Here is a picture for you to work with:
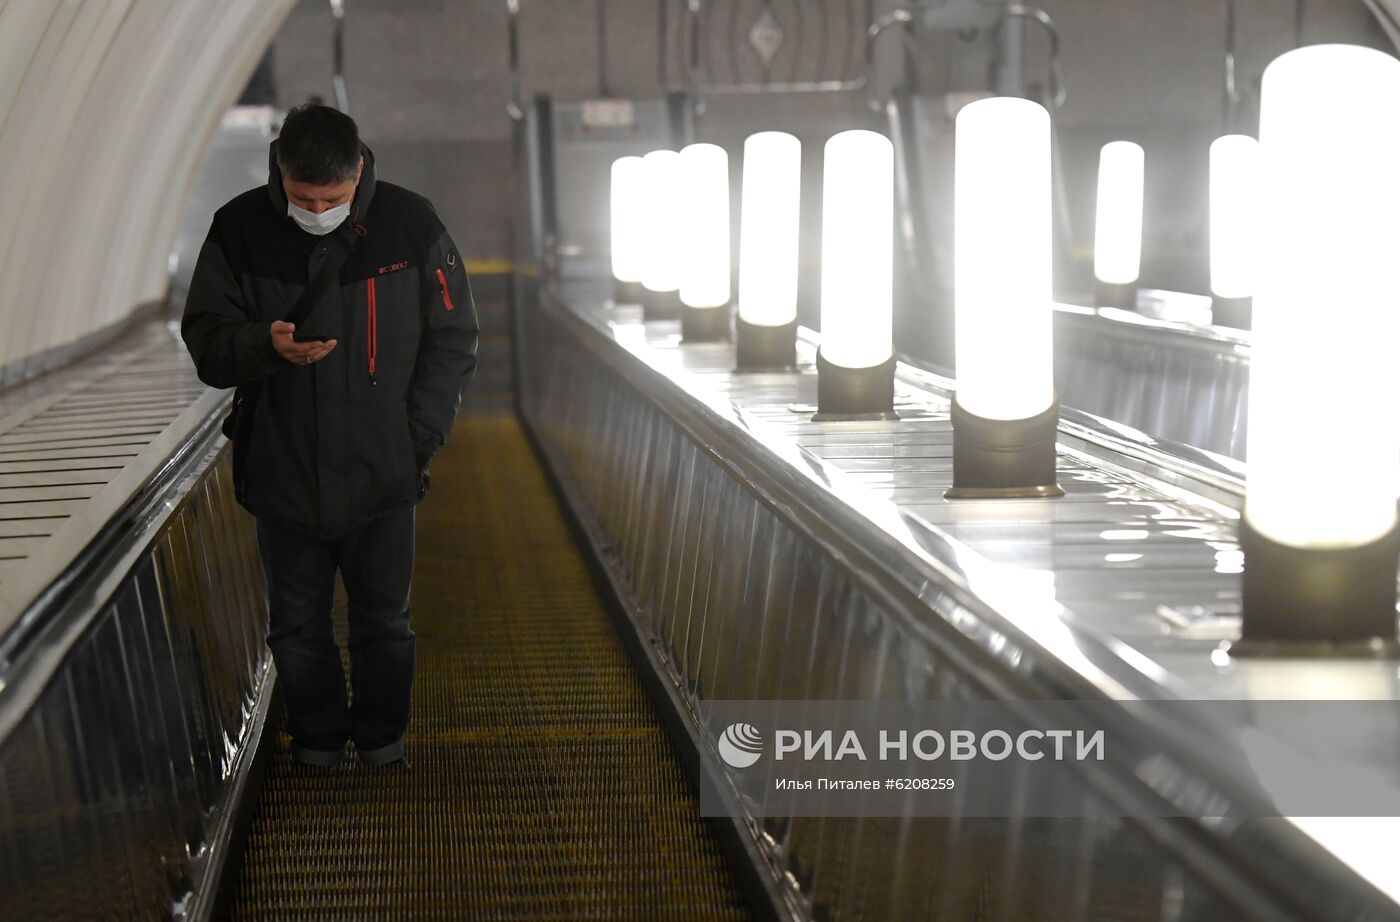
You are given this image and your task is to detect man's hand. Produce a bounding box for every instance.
[270,321,337,366]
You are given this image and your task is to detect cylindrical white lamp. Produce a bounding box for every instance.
[678,142,732,341]
[640,148,683,319]
[1238,44,1400,654]
[815,129,895,418]
[610,155,646,305]
[1210,134,1259,329]
[736,131,802,369]
[1093,140,1145,309]
[947,96,1062,499]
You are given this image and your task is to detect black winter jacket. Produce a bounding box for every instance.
[181,140,479,539]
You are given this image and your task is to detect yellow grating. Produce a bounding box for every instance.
[229,415,755,920]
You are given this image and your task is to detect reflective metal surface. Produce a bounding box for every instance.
[1053,303,1251,461]
[887,86,1252,454]
[519,280,1400,921]
[0,320,226,639]
[1003,5,1067,107]
[0,319,271,921]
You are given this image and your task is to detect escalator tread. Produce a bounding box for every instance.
[229,415,755,919]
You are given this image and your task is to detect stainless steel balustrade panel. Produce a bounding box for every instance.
[0,321,271,920]
[0,321,220,635]
[1053,305,1251,461]
[518,283,1398,922]
[0,442,269,920]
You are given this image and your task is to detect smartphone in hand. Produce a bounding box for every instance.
[292,332,331,343]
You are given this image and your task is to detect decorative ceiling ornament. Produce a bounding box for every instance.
[749,7,784,68]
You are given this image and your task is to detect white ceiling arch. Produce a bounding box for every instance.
[0,0,298,386]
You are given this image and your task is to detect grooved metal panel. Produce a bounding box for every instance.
[0,320,220,635]
[230,417,752,919]
[518,282,1400,922]
[0,317,273,920]
[1053,304,1251,461]
[0,422,271,921]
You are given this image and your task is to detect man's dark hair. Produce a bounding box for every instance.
[276,104,361,185]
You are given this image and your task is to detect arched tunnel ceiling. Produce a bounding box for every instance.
[2,0,1399,388]
[0,0,297,386]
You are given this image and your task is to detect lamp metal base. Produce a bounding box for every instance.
[946,396,1063,499]
[735,316,798,371]
[681,303,732,342]
[810,410,901,422]
[1212,295,1252,330]
[814,350,896,419]
[1232,516,1400,656]
[614,279,644,306]
[1227,637,1400,659]
[945,484,1065,500]
[642,287,682,321]
[1096,280,1138,310]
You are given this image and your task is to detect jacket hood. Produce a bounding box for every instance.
[268,137,377,240]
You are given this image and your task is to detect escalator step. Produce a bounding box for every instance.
[229,415,754,919]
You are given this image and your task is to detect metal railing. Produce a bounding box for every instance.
[0,322,271,921]
[1003,4,1065,108]
[330,0,349,112]
[516,279,1395,921]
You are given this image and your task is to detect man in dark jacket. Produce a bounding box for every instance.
[181,104,479,768]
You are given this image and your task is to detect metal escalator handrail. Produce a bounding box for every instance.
[1365,0,1400,52]
[546,294,1400,873]
[680,0,705,117]
[507,0,524,121]
[0,384,231,740]
[1053,299,1251,355]
[330,0,349,113]
[539,289,1400,917]
[786,324,1249,508]
[887,340,1249,509]
[552,293,1148,705]
[1003,4,1065,108]
[864,8,915,112]
[885,92,943,307]
[1223,0,1242,129]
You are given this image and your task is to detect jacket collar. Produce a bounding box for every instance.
[267,138,377,243]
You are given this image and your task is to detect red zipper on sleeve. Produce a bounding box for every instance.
[367,277,378,385]
[435,268,455,311]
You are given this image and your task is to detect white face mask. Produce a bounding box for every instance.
[287,199,350,235]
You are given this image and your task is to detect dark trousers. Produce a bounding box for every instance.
[256,504,416,760]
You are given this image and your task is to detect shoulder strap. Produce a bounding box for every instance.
[284,242,354,328]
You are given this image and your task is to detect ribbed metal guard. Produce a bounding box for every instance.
[230,416,752,919]
[513,285,1400,921]
[1053,307,1251,460]
[0,320,211,611]
[0,317,272,921]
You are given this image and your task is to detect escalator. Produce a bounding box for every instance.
[224,410,754,918]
